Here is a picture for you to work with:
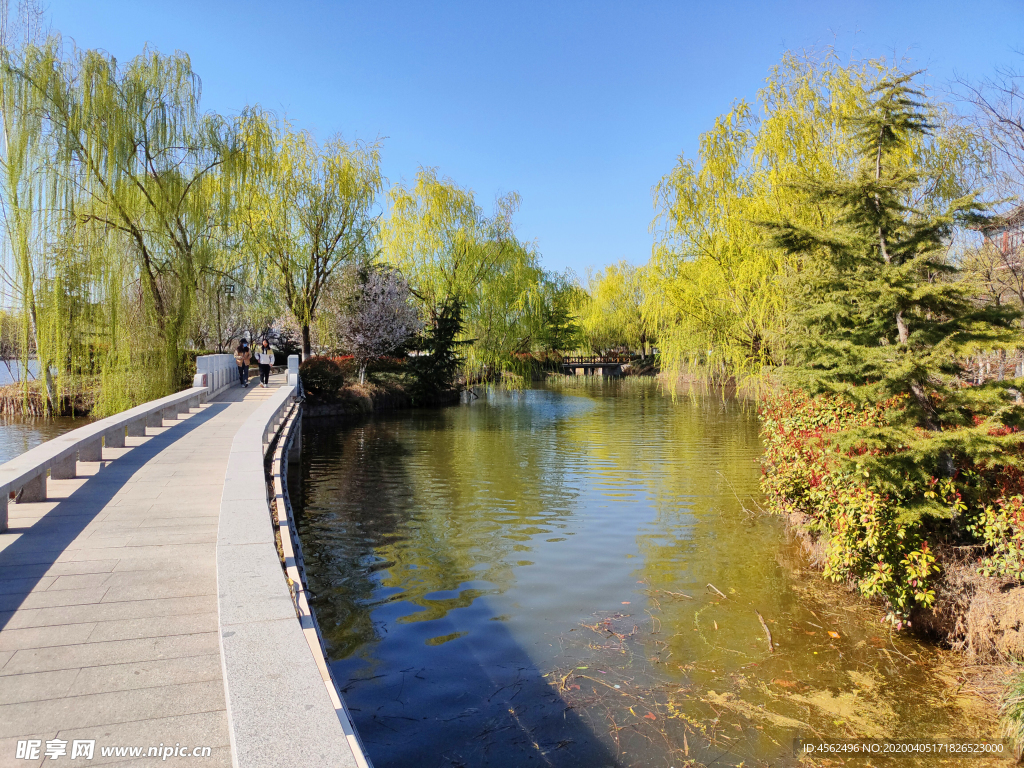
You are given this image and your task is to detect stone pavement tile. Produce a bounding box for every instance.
[0,577,55,596]
[0,551,67,568]
[0,735,49,768]
[101,579,213,604]
[0,650,12,669]
[1,595,213,630]
[0,622,97,652]
[79,519,145,533]
[99,567,215,590]
[136,514,219,529]
[125,530,216,547]
[54,711,231,767]
[108,503,218,519]
[217,544,297,627]
[0,587,108,613]
[0,561,119,581]
[46,573,112,591]
[124,523,219,538]
[109,556,209,573]
[66,652,223,696]
[67,544,207,563]
[72,534,132,549]
[0,679,226,738]
[0,537,69,557]
[1,632,219,676]
[0,668,80,705]
[106,498,156,509]
[86,612,217,644]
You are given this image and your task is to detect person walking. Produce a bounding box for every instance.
[233,340,251,388]
[256,339,274,388]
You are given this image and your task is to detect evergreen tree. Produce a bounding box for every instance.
[408,299,468,401]
[768,72,1023,523]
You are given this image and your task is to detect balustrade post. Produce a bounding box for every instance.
[0,495,6,532]
[18,473,46,502]
[105,427,126,448]
[79,439,103,462]
[50,454,76,480]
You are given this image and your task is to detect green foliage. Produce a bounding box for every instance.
[299,356,345,396]
[766,72,1024,521]
[967,495,1024,580]
[579,261,650,352]
[408,299,467,401]
[381,168,572,375]
[0,35,247,413]
[760,391,941,624]
[649,51,879,383]
[538,285,584,354]
[239,111,383,359]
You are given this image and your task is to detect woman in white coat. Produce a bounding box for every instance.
[256,340,274,387]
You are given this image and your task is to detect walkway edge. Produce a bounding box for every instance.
[273,402,373,768]
[216,384,361,768]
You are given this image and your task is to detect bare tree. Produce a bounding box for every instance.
[955,57,1024,200]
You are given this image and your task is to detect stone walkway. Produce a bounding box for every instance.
[0,379,284,767]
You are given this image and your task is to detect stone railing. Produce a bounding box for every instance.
[0,353,243,533]
[194,353,238,395]
[0,386,206,533]
[216,358,369,767]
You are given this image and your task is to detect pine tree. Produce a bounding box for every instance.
[768,72,1023,523]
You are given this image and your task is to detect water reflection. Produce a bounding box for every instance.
[295,380,1002,768]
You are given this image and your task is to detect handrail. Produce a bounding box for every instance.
[0,353,239,532]
[561,356,634,364]
[0,385,208,532]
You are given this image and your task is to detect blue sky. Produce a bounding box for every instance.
[44,0,1024,277]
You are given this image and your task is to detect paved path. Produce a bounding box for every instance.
[0,379,284,768]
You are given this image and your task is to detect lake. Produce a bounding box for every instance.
[293,379,1003,767]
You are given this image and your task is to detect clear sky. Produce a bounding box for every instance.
[42,0,1024,277]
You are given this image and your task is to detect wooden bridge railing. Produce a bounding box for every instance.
[560,356,636,365]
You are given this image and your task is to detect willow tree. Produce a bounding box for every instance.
[650,51,985,386]
[0,37,244,408]
[382,167,551,372]
[240,111,382,359]
[649,52,881,384]
[579,261,650,353]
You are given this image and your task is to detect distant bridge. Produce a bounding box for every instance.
[559,355,636,377]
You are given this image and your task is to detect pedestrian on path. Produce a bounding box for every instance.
[256,340,274,387]
[234,340,251,388]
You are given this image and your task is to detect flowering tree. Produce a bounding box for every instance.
[338,267,421,384]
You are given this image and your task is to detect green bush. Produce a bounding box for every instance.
[761,389,1024,626]
[760,391,939,626]
[299,357,345,396]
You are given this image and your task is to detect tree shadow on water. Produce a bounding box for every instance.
[333,606,622,768]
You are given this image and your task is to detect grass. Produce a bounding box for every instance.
[1001,666,1024,761]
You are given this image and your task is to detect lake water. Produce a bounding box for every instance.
[0,415,87,464]
[293,379,1005,768]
